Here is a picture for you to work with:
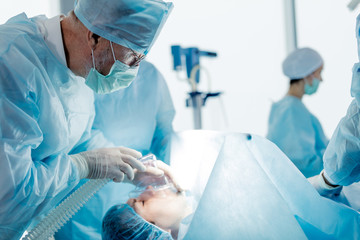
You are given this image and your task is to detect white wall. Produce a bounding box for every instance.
[147,0,360,139]
[0,1,58,24]
[1,0,359,139]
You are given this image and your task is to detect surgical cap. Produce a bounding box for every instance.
[282,47,323,79]
[74,0,173,55]
[102,204,173,240]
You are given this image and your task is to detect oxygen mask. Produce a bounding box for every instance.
[129,154,175,198]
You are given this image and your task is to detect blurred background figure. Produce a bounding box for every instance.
[267,48,328,177]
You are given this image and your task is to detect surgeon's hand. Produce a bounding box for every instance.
[154,160,184,192]
[70,147,146,182]
[308,170,343,198]
[127,160,184,192]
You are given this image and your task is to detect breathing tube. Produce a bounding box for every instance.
[22,154,168,240]
[22,178,110,240]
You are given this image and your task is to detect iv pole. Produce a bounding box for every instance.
[171,45,220,129]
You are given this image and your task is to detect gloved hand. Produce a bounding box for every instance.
[131,160,184,192]
[154,160,184,192]
[308,170,343,198]
[70,147,146,182]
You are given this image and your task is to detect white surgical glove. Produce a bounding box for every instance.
[308,170,343,198]
[128,160,184,192]
[70,147,146,182]
[154,160,184,192]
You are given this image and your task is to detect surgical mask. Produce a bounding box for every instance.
[304,77,320,95]
[85,42,139,94]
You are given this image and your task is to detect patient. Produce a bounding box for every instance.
[102,186,193,240]
[102,204,173,240]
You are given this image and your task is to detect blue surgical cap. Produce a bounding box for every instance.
[74,0,174,55]
[102,204,173,240]
[282,47,323,79]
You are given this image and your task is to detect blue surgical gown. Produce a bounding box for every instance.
[323,62,360,186]
[55,60,175,239]
[0,14,95,240]
[267,95,328,177]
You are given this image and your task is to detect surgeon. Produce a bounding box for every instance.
[267,47,328,178]
[309,14,360,197]
[0,0,173,239]
[55,60,176,239]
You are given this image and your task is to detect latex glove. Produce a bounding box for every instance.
[155,160,184,192]
[130,160,184,192]
[308,170,343,198]
[70,147,146,182]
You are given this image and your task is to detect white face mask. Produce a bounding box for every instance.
[85,42,139,94]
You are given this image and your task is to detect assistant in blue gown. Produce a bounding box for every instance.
[267,48,328,178]
[55,60,175,239]
[320,14,360,187]
[308,15,360,203]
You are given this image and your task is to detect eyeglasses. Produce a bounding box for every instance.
[128,48,146,67]
[110,41,146,67]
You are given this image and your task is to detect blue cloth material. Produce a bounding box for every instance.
[169,131,360,240]
[267,96,328,178]
[0,14,95,240]
[55,61,175,239]
[320,13,360,187]
[323,100,360,186]
[74,0,173,55]
[282,47,323,79]
[102,204,173,240]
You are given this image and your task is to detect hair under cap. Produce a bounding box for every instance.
[282,47,323,79]
[74,0,173,55]
[102,204,173,240]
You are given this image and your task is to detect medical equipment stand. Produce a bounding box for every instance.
[171,45,220,129]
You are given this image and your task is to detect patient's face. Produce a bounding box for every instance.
[126,187,188,232]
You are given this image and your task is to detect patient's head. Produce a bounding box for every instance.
[126,186,192,238]
[102,204,173,240]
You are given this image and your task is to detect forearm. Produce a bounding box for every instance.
[0,149,80,239]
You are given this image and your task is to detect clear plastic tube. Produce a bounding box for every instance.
[22,178,110,240]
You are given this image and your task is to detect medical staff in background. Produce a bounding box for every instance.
[267,48,328,178]
[55,60,176,239]
[0,0,173,239]
[310,14,360,197]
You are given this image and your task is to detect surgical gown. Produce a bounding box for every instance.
[0,14,95,240]
[267,95,328,178]
[323,62,360,186]
[55,60,175,239]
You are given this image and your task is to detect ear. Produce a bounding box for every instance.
[86,31,100,50]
